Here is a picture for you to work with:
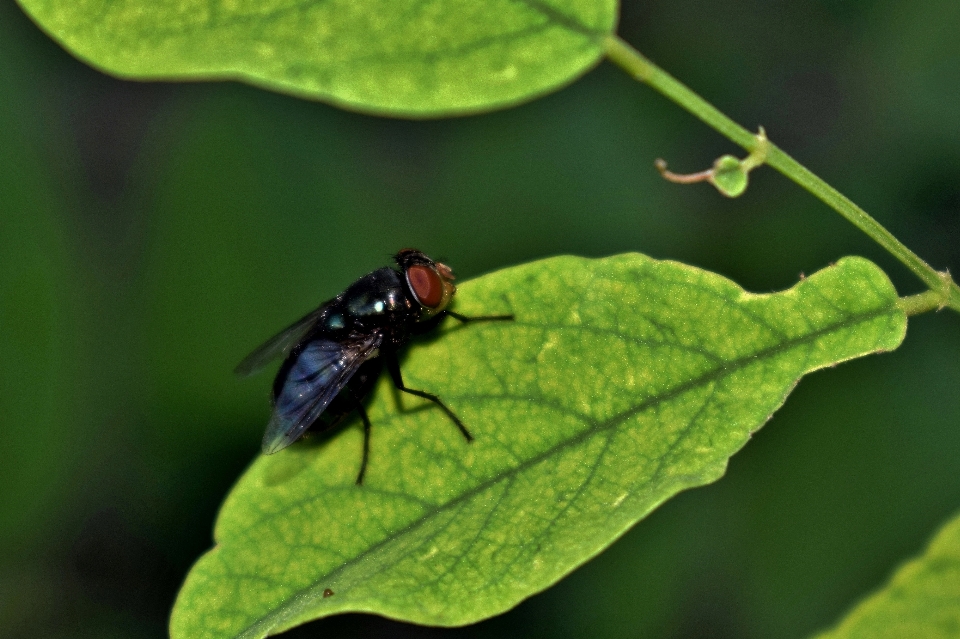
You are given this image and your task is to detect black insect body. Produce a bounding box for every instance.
[235,249,512,484]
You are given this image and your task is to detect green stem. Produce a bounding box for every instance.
[604,35,960,313]
[898,291,944,317]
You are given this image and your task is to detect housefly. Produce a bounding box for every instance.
[235,249,513,484]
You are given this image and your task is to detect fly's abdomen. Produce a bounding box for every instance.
[276,343,349,417]
[262,337,379,454]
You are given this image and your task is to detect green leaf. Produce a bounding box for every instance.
[171,253,906,639]
[812,510,960,639]
[16,0,617,116]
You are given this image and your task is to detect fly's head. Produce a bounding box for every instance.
[394,248,456,320]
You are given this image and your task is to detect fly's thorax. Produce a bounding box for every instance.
[321,310,347,331]
[342,269,394,314]
[345,288,406,319]
[333,267,420,336]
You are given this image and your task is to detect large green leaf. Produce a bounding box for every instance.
[171,253,906,638]
[16,0,617,116]
[813,510,960,639]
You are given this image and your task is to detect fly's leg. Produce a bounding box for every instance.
[385,354,472,442]
[353,399,373,485]
[445,310,514,324]
[340,359,382,485]
[340,384,373,485]
[411,309,513,336]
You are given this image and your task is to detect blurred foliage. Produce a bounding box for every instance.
[814,509,960,639]
[1,0,959,638]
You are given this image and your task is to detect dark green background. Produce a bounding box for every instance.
[2,0,959,637]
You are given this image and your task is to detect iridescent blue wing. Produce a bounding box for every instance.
[234,303,330,377]
[261,334,381,454]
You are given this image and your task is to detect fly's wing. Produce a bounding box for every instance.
[234,304,329,377]
[261,334,381,455]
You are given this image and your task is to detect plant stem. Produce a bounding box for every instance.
[604,35,960,314]
[898,291,944,316]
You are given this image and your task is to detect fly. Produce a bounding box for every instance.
[235,249,513,484]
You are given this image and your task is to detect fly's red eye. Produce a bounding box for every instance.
[407,265,443,308]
